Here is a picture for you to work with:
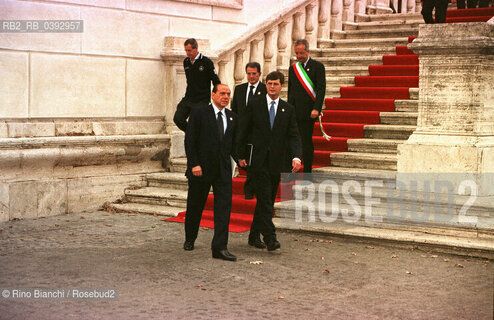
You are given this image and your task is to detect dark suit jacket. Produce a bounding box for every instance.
[237,95,302,174]
[231,82,267,117]
[185,104,238,182]
[288,57,326,121]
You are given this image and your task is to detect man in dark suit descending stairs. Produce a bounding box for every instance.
[238,71,302,251]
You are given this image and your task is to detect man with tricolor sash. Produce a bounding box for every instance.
[288,39,326,175]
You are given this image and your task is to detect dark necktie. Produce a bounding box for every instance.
[248,85,255,104]
[217,111,224,141]
[269,101,276,129]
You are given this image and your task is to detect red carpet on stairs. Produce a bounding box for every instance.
[165,7,494,233]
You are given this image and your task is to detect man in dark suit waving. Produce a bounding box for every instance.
[183,83,238,262]
[288,39,326,174]
[231,62,267,202]
[238,71,302,251]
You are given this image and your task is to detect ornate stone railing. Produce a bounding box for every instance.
[161,0,418,158]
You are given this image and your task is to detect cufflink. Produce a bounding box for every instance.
[257,92,261,95]
[282,108,285,112]
[230,117,233,121]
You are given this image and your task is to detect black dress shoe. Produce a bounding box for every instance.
[244,193,254,200]
[212,249,237,261]
[248,238,266,249]
[266,240,281,251]
[183,240,194,251]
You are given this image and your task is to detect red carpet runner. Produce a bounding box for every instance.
[165,7,494,232]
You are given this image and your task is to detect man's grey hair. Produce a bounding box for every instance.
[294,39,309,51]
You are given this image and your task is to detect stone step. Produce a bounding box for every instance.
[409,88,419,100]
[380,112,418,125]
[364,124,416,139]
[325,66,369,76]
[330,152,398,170]
[110,202,182,217]
[363,12,424,22]
[395,99,418,112]
[146,172,187,190]
[312,165,396,179]
[343,20,423,31]
[318,56,383,67]
[347,138,403,154]
[124,186,188,207]
[331,28,419,40]
[170,157,187,173]
[273,216,494,258]
[314,47,396,57]
[326,76,355,86]
[319,37,410,49]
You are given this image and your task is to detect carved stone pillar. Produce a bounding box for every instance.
[397,22,494,196]
[292,12,305,45]
[415,0,422,12]
[331,0,343,32]
[305,3,318,49]
[318,0,331,39]
[277,21,291,68]
[249,38,263,64]
[354,0,367,15]
[263,30,277,77]
[406,0,415,13]
[342,0,354,23]
[218,60,228,85]
[234,48,246,85]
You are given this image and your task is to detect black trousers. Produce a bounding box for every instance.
[250,168,280,243]
[457,0,489,8]
[421,0,449,23]
[244,167,255,196]
[297,119,316,173]
[173,98,209,132]
[184,174,232,251]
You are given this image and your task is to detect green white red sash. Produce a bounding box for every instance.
[293,62,316,101]
[293,61,331,141]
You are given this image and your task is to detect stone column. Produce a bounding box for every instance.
[415,0,422,13]
[318,0,331,39]
[331,0,343,32]
[292,12,305,45]
[354,0,367,15]
[218,60,228,85]
[406,0,416,13]
[305,3,318,50]
[234,48,246,85]
[277,20,291,68]
[249,38,263,65]
[397,22,494,195]
[342,0,354,23]
[263,30,277,77]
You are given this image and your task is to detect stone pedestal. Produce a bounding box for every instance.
[397,21,494,196]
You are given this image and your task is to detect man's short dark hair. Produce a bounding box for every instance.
[184,38,198,49]
[245,62,261,73]
[212,83,226,93]
[265,71,285,85]
[294,39,309,51]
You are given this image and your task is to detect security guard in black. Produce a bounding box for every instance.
[174,38,221,132]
